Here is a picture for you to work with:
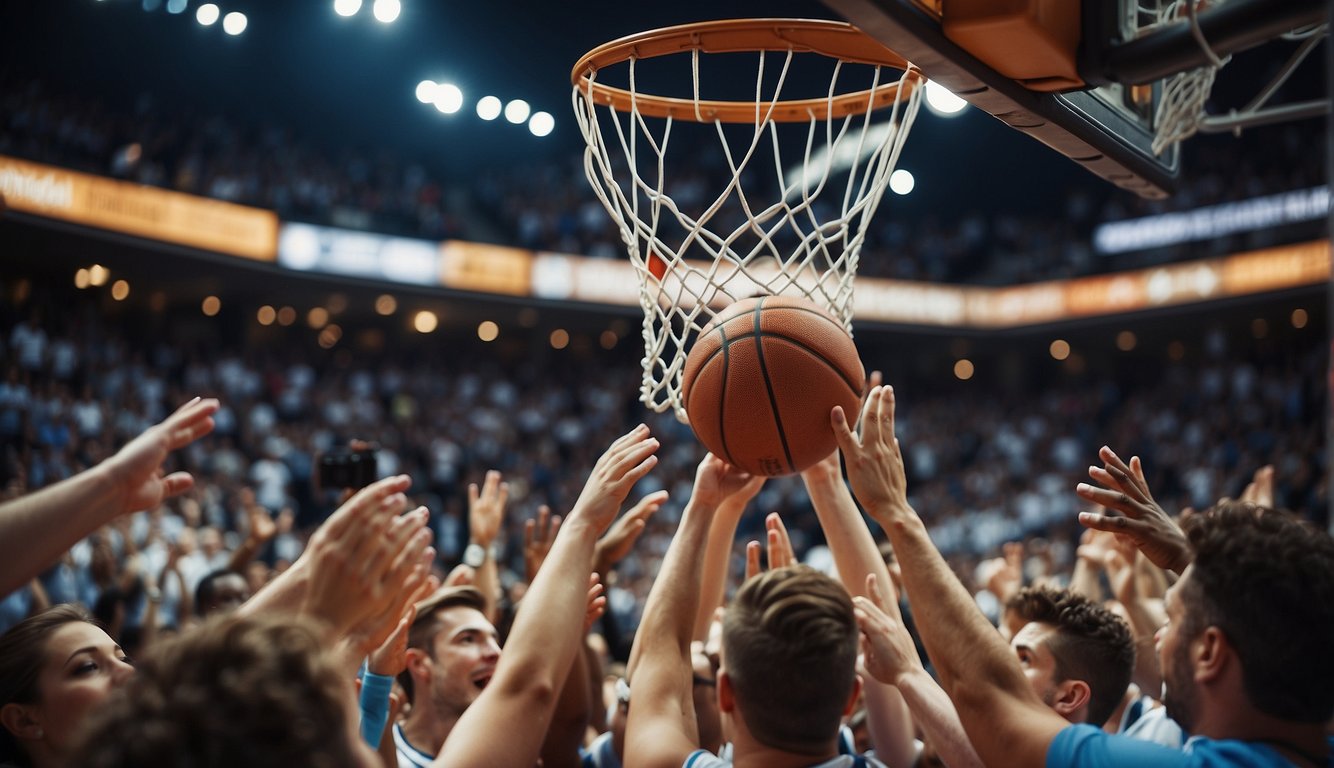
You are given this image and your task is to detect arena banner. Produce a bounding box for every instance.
[278,222,438,285]
[0,155,277,261]
[439,240,532,296]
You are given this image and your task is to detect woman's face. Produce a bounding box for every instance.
[30,622,133,749]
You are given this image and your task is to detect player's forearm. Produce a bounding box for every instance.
[861,677,918,768]
[806,472,896,608]
[869,508,1032,716]
[895,668,985,768]
[630,499,713,676]
[0,463,122,594]
[693,503,744,641]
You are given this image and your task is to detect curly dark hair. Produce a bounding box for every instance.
[1005,585,1135,725]
[69,613,364,768]
[1180,501,1334,723]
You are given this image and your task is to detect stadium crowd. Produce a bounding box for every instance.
[1,267,1330,766]
[1,77,1324,285]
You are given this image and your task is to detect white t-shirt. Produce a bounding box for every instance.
[393,723,435,768]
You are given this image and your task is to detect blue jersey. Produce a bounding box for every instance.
[1049,724,1334,768]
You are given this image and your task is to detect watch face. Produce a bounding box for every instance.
[464,544,486,567]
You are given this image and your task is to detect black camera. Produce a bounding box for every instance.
[318,447,378,491]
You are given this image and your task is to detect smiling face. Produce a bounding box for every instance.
[425,605,502,719]
[29,622,134,750]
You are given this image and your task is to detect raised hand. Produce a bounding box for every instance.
[567,424,660,532]
[369,603,419,678]
[584,574,607,632]
[690,452,756,509]
[1075,447,1191,574]
[523,505,560,583]
[853,574,924,687]
[744,512,797,581]
[594,490,669,575]
[103,397,219,516]
[468,470,509,548]
[1239,464,1275,508]
[830,385,910,521]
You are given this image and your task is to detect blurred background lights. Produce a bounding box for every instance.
[504,99,530,124]
[201,296,221,316]
[549,328,569,349]
[924,80,968,116]
[477,320,499,342]
[1116,331,1137,351]
[277,306,297,326]
[195,3,219,25]
[889,168,914,195]
[257,305,276,326]
[433,83,463,114]
[528,111,555,137]
[1049,339,1071,360]
[307,307,329,329]
[476,96,502,120]
[954,359,974,380]
[110,280,130,301]
[333,0,362,16]
[1291,308,1308,328]
[374,294,397,315]
[222,11,246,35]
[413,310,438,333]
[165,0,188,14]
[599,330,618,350]
[415,80,437,104]
[372,0,400,23]
[74,269,91,289]
[88,264,110,286]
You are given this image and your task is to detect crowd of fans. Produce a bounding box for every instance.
[1,77,1324,286]
[2,259,1331,766]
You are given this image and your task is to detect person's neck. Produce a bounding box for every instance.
[1102,683,1142,734]
[400,705,461,757]
[730,731,840,768]
[1194,709,1330,767]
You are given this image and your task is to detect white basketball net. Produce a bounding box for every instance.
[574,47,922,422]
[1147,0,1230,156]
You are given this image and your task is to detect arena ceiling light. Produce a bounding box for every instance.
[528,111,555,137]
[372,0,400,23]
[432,83,463,114]
[165,0,188,14]
[476,96,502,120]
[924,80,968,117]
[504,99,530,124]
[333,0,362,16]
[415,80,437,104]
[195,3,219,25]
[889,168,915,195]
[222,11,247,35]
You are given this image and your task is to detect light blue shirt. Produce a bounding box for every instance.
[1048,723,1334,768]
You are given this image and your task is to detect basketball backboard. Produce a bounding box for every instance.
[823,0,1326,199]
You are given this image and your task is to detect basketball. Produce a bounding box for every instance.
[681,295,865,477]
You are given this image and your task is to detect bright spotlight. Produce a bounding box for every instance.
[165,0,188,14]
[476,95,502,120]
[433,83,463,114]
[415,80,437,104]
[222,11,247,35]
[372,0,400,23]
[889,168,915,195]
[924,80,967,116]
[528,111,555,137]
[195,3,219,25]
[333,0,362,16]
[504,99,530,124]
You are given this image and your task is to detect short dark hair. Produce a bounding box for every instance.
[1181,501,1334,723]
[0,605,95,767]
[1005,586,1135,725]
[71,614,363,768]
[194,569,243,617]
[723,566,859,754]
[397,586,487,704]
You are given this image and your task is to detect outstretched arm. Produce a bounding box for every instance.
[856,575,984,768]
[1076,447,1191,575]
[693,476,762,641]
[626,454,752,768]
[833,387,1068,768]
[801,450,915,767]
[0,397,218,595]
[435,425,659,768]
[466,470,508,623]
